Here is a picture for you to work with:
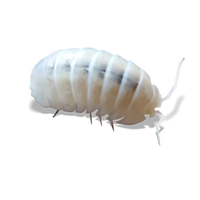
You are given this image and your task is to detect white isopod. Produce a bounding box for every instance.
[30,48,184,145]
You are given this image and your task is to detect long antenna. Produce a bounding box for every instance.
[154,55,188,149]
[164,55,188,104]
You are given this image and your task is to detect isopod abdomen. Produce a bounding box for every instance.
[30,48,184,145]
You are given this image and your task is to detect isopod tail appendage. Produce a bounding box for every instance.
[90,113,92,124]
[53,110,60,118]
[109,120,114,131]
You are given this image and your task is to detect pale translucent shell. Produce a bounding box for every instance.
[30,48,161,125]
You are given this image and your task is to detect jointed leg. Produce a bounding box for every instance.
[154,110,166,149]
[88,113,95,128]
[110,120,117,135]
[50,110,59,120]
[99,117,105,130]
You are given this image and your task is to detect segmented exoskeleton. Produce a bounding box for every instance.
[30,48,184,145]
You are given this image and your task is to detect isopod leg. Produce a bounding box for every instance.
[50,110,59,120]
[99,116,102,126]
[88,113,95,128]
[154,110,166,149]
[110,120,117,135]
[99,117,105,130]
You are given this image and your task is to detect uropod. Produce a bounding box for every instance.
[30,48,185,145]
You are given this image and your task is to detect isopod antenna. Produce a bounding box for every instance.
[154,55,188,149]
[163,55,188,104]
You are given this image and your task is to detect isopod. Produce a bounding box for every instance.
[30,48,185,145]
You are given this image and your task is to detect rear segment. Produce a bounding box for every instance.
[30,49,79,111]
